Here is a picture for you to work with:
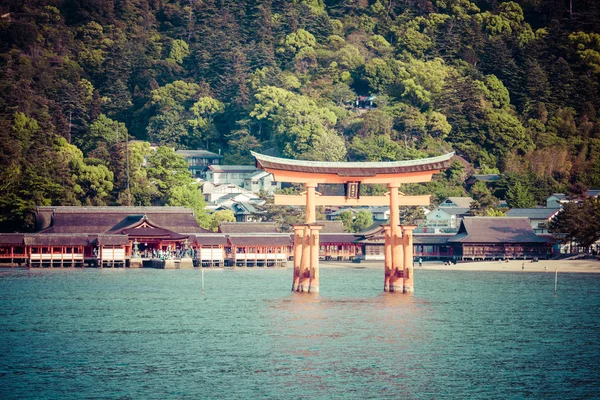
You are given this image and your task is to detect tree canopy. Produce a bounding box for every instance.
[1,0,600,231]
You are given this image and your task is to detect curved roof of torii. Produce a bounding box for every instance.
[251,151,455,177]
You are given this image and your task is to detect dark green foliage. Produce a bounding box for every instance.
[549,198,600,249]
[1,0,600,231]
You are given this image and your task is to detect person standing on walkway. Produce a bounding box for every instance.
[419,257,423,267]
[522,262,525,270]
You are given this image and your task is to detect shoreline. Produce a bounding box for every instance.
[2,259,600,274]
[322,259,600,273]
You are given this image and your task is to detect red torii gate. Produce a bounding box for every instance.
[252,151,454,293]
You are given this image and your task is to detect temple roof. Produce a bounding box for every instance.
[219,222,278,234]
[228,234,291,246]
[448,217,548,244]
[36,206,209,234]
[252,151,454,177]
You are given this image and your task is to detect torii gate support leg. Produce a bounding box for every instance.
[292,225,305,291]
[403,226,416,293]
[309,225,322,293]
[298,226,311,292]
[383,225,392,292]
[388,183,404,293]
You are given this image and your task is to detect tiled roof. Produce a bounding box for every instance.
[431,207,471,216]
[208,165,259,173]
[0,234,25,244]
[448,217,548,244]
[175,149,221,158]
[36,206,209,234]
[506,208,561,220]
[95,235,130,246]
[318,221,346,233]
[319,233,358,244]
[195,234,228,246]
[249,170,271,179]
[468,174,501,182]
[24,234,90,246]
[120,227,189,240]
[219,222,278,234]
[413,235,453,245]
[586,189,600,197]
[548,193,567,200]
[440,197,474,208]
[228,234,291,246]
[252,151,454,176]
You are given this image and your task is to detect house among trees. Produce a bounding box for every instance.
[203,183,257,204]
[465,174,501,190]
[174,149,222,179]
[421,197,474,233]
[546,190,600,208]
[355,95,377,109]
[505,208,562,234]
[244,170,281,195]
[205,165,280,195]
[206,165,260,186]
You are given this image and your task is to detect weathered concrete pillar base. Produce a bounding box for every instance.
[308,285,319,293]
[129,259,143,268]
[389,282,404,293]
[297,282,309,292]
[403,285,414,293]
[179,258,194,269]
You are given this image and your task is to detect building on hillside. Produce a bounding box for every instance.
[203,183,257,204]
[244,170,280,195]
[465,174,501,190]
[448,217,551,260]
[175,149,222,179]
[439,197,474,208]
[213,193,263,209]
[505,208,561,233]
[421,206,471,234]
[206,165,260,186]
[546,190,600,208]
[326,207,359,221]
[326,206,390,222]
[228,202,264,223]
[355,95,377,109]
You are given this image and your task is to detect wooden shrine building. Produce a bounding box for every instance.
[448,217,551,260]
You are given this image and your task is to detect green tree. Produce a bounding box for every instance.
[250,86,346,161]
[337,210,354,232]
[505,181,536,208]
[78,114,128,155]
[549,198,600,250]
[146,147,193,198]
[166,184,210,228]
[469,181,500,216]
[353,210,373,232]
[209,210,236,232]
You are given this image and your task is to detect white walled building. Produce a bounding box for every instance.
[205,165,280,195]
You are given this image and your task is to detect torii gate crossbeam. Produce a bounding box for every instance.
[251,151,454,294]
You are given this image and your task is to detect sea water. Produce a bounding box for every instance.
[0,267,598,399]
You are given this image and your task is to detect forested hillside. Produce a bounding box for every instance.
[1,0,600,231]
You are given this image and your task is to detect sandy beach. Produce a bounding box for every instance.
[323,259,600,273]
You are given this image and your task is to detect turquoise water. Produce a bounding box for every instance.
[0,267,599,399]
